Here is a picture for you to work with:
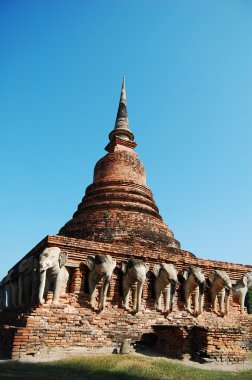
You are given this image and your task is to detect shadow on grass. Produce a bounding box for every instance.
[1,361,132,380]
[0,360,151,380]
[0,355,252,380]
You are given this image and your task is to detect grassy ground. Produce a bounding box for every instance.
[0,355,252,380]
[248,351,252,362]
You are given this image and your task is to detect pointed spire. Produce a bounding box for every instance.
[109,78,134,142]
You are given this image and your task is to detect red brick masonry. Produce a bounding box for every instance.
[1,235,251,362]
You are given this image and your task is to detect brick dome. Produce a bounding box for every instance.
[59,80,180,249]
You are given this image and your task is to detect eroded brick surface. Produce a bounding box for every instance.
[59,137,180,248]
[1,235,251,361]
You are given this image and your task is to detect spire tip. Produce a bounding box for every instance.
[108,78,134,142]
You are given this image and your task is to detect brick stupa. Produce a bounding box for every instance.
[0,79,251,362]
[59,78,180,250]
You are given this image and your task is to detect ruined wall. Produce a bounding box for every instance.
[0,235,251,361]
[1,289,251,361]
[153,324,251,363]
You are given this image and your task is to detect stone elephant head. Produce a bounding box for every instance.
[233,272,252,314]
[120,258,149,313]
[208,269,232,315]
[18,256,39,307]
[38,247,69,305]
[153,263,178,313]
[182,266,206,315]
[86,254,116,310]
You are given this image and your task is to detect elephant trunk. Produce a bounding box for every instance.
[100,275,110,310]
[38,271,46,304]
[170,281,176,311]
[136,282,143,313]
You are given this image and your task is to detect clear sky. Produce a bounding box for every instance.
[0,1,251,279]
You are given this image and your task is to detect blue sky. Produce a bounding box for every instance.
[0,1,251,279]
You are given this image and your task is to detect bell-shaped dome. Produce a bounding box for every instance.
[94,143,146,187]
[59,79,180,249]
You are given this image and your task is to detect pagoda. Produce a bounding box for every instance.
[0,80,251,362]
[59,78,180,250]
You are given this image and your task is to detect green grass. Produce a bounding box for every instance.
[248,351,252,362]
[0,355,251,380]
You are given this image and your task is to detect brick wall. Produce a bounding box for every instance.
[1,235,251,361]
[1,294,251,361]
[153,324,250,363]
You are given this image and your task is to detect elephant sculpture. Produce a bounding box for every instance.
[2,270,13,308]
[208,269,232,315]
[18,256,39,307]
[182,266,206,315]
[86,254,116,310]
[4,270,18,309]
[38,247,69,305]
[233,272,252,313]
[153,263,178,313]
[121,258,149,313]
